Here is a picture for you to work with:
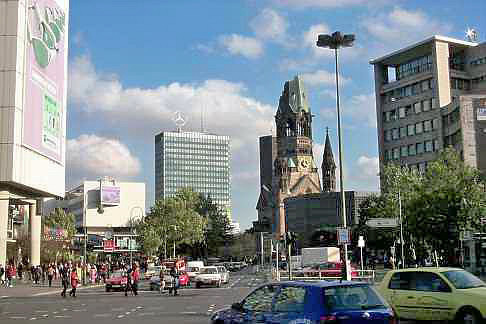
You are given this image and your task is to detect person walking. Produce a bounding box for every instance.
[131,264,140,296]
[60,267,68,298]
[169,266,179,296]
[69,268,78,297]
[0,264,4,287]
[47,264,54,287]
[124,265,132,297]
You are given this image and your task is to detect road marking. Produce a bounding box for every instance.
[181,311,197,315]
[112,308,124,311]
[1,296,8,298]
[54,315,71,318]
[136,306,143,309]
[29,317,37,320]
[137,312,155,316]
[9,316,27,319]
[35,310,48,313]
[117,315,125,318]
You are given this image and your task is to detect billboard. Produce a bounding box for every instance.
[478,107,486,121]
[23,0,68,164]
[101,186,121,206]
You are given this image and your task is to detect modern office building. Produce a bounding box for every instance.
[155,131,231,217]
[370,35,486,175]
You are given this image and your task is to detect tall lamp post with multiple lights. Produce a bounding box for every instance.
[316,31,355,281]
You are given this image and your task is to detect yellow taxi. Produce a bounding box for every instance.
[378,267,486,323]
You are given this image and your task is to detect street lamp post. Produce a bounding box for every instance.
[317,31,355,281]
[129,206,143,266]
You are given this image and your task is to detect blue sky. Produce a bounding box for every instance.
[66,0,486,230]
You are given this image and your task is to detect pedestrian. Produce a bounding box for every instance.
[0,264,4,286]
[124,265,132,297]
[169,266,179,296]
[60,267,68,298]
[47,264,54,287]
[131,264,140,296]
[69,268,78,297]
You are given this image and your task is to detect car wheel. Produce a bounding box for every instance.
[105,287,110,292]
[456,308,481,324]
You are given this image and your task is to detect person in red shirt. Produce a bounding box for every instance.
[69,268,78,297]
[131,264,140,296]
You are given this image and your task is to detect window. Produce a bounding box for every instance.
[432,118,439,130]
[392,128,399,140]
[393,148,399,160]
[384,150,390,161]
[442,270,486,289]
[422,99,431,111]
[412,272,451,292]
[431,97,438,109]
[399,127,407,138]
[425,140,433,152]
[407,124,415,136]
[389,272,411,290]
[242,285,276,312]
[434,139,439,151]
[414,102,421,114]
[399,107,406,118]
[424,120,432,132]
[385,130,392,142]
[324,285,385,311]
[274,286,306,313]
[390,109,397,120]
[416,142,424,154]
[408,144,416,156]
[401,146,408,157]
[419,162,427,173]
[421,80,430,91]
[415,122,423,134]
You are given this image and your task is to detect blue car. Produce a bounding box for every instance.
[210,281,395,324]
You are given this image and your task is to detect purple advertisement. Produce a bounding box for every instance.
[102,186,121,206]
[23,0,67,164]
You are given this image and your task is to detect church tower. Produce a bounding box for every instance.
[272,76,321,238]
[321,128,336,192]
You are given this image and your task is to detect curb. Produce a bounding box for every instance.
[32,284,104,297]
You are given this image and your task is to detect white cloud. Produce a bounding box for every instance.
[274,0,375,8]
[303,24,332,58]
[218,34,264,59]
[354,155,380,190]
[363,7,453,49]
[301,69,350,87]
[250,8,288,43]
[67,134,141,187]
[321,93,376,128]
[68,55,275,189]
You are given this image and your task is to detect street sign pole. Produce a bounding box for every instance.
[358,236,365,271]
[276,242,280,281]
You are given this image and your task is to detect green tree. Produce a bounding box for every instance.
[406,148,486,264]
[42,208,76,262]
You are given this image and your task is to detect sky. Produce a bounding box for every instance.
[66,0,486,231]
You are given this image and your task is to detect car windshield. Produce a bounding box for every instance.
[324,285,386,311]
[112,271,124,277]
[188,267,199,272]
[442,270,486,289]
[200,268,217,274]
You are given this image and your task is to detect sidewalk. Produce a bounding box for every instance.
[0,279,103,298]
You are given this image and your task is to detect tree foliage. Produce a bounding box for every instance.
[41,208,76,262]
[359,148,486,265]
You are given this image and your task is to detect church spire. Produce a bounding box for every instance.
[322,128,336,192]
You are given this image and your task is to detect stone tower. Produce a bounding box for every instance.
[321,128,336,192]
[272,76,321,238]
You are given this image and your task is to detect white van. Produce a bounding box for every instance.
[187,261,205,283]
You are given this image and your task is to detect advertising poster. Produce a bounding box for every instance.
[478,107,486,121]
[101,186,121,206]
[23,0,67,163]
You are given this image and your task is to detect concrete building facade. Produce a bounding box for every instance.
[155,131,231,218]
[371,35,486,175]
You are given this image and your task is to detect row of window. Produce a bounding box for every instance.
[382,78,435,104]
[383,97,438,122]
[396,54,433,80]
[470,56,486,66]
[166,155,228,161]
[472,74,486,86]
[442,107,460,127]
[384,118,439,141]
[450,78,471,91]
[385,139,439,160]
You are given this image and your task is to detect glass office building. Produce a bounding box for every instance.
[155,131,231,217]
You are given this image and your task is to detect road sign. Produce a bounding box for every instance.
[358,236,365,248]
[104,239,115,252]
[366,218,398,228]
[337,228,350,245]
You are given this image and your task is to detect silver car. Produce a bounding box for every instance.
[217,266,229,284]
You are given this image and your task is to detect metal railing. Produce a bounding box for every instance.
[274,269,376,283]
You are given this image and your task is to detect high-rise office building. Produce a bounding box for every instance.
[371,35,486,175]
[155,131,231,217]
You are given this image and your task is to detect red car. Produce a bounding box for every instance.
[105,270,128,292]
[178,271,189,286]
[302,262,358,278]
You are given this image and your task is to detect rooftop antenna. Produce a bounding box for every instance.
[173,111,186,132]
[466,27,479,42]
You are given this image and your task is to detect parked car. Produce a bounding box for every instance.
[105,270,128,292]
[217,266,229,284]
[211,281,394,324]
[195,266,222,288]
[187,265,202,283]
[144,265,161,280]
[300,261,359,278]
[379,267,486,322]
[149,269,173,291]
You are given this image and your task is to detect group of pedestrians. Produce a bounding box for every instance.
[0,263,17,288]
[124,263,140,296]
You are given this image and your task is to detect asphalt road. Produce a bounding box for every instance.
[0,270,263,324]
